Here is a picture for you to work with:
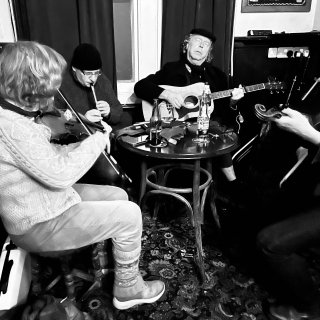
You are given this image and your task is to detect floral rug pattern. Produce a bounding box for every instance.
[111,215,270,320]
[23,213,271,320]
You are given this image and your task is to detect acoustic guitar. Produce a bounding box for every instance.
[142,81,286,121]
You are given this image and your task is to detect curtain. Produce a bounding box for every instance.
[161,0,236,85]
[11,0,117,91]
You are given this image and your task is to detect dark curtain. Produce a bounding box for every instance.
[11,0,117,91]
[161,0,236,85]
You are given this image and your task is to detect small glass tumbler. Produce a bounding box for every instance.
[161,103,174,124]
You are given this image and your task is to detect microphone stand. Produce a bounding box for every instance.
[282,75,297,109]
[299,54,310,90]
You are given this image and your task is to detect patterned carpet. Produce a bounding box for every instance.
[110,214,270,320]
[76,209,271,320]
[15,208,272,320]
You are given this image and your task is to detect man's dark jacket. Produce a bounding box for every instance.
[134,60,237,127]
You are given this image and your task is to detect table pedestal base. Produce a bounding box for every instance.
[140,162,214,282]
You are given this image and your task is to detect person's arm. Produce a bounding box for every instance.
[230,85,244,107]
[135,64,187,109]
[273,108,320,145]
[134,73,166,104]
[96,74,123,125]
[207,66,240,127]
[273,108,320,164]
[0,115,111,189]
[158,89,186,109]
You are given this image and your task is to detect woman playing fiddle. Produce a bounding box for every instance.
[0,41,164,310]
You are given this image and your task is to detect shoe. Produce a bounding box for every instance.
[270,304,320,320]
[113,279,165,310]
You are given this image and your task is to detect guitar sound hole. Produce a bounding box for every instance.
[184,96,198,109]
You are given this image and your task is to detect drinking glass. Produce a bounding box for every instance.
[161,103,174,124]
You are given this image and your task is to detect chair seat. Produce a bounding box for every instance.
[33,246,89,258]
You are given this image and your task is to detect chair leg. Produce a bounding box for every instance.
[31,247,108,302]
[209,181,221,229]
[30,255,42,296]
[59,255,76,301]
[80,241,109,301]
[93,241,108,272]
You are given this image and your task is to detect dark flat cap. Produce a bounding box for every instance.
[190,28,216,43]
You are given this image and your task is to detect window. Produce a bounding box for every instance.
[113,0,162,104]
[113,0,133,81]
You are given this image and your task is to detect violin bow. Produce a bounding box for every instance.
[57,89,131,182]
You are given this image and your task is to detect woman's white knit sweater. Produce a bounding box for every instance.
[0,106,109,235]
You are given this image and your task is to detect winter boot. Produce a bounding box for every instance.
[112,248,165,310]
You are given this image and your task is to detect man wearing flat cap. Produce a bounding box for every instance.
[55,43,131,131]
[134,28,246,207]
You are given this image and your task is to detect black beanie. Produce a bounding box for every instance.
[190,28,216,43]
[71,43,102,71]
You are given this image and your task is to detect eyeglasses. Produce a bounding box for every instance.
[81,70,102,77]
[191,37,211,48]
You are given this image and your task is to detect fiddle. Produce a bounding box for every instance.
[254,104,285,122]
[254,103,319,131]
[37,106,104,144]
[37,90,132,186]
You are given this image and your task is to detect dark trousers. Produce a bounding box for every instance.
[256,196,320,314]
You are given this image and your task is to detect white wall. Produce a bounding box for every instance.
[0,0,15,42]
[234,0,320,37]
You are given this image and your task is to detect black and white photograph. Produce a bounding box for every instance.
[0,1,320,319]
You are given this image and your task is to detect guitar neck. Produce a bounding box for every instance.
[210,83,267,101]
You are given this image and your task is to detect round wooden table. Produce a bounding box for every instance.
[117,123,239,282]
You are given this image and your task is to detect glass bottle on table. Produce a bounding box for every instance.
[194,84,211,143]
[149,99,162,146]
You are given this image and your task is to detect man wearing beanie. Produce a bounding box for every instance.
[55,43,131,131]
[54,43,132,185]
[134,29,248,209]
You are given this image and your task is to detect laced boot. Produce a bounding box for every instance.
[112,250,165,310]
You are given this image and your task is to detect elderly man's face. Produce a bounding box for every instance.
[186,35,212,66]
[72,67,101,87]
